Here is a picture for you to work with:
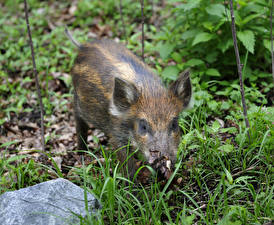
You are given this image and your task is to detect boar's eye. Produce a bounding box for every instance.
[169,117,179,132]
[138,119,150,135]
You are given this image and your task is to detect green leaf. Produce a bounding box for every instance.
[171,52,182,63]
[218,38,233,53]
[224,168,233,184]
[185,58,204,67]
[263,39,271,53]
[177,0,201,11]
[245,3,265,14]
[208,100,218,111]
[237,30,255,54]
[0,140,19,148]
[182,29,200,40]
[185,214,196,224]
[234,11,242,26]
[156,42,175,60]
[202,22,214,32]
[211,120,221,132]
[162,66,179,80]
[192,32,214,46]
[205,51,218,63]
[220,127,238,134]
[206,4,226,18]
[206,68,221,77]
[218,144,234,153]
[242,13,262,25]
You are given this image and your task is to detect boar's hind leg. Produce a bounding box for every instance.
[75,113,89,150]
[74,94,89,150]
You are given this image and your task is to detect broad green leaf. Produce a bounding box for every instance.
[202,22,214,32]
[237,30,255,54]
[263,39,271,53]
[171,52,182,63]
[192,32,214,46]
[206,68,221,77]
[217,207,242,225]
[211,120,221,132]
[218,144,234,153]
[185,214,196,225]
[208,100,218,111]
[181,29,200,40]
[162,66,179,80]
[245,2,265,14]
[177,0,201,11]
[220,127,238,134]
[218,38,233,53]
[156,42,175,60]
[185,58,204,67]
[206,4,226,18]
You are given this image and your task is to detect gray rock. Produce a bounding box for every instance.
[0,178,101,225]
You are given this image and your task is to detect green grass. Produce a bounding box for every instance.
[1,104,273,224]
[68,104,273,224]
[0,0,273,224]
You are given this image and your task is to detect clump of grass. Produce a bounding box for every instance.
[65,104,273,224]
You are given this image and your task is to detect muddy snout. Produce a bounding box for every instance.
[148,150,173,179]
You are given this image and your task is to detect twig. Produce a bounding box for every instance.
[271,0,274,84]
[24,0,45,151]
[140,0,145,61]
[191,204,207,213]
[119,0,128,44]
[232,166,256,178]
[229,0,250,140]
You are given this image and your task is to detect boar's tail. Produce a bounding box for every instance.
[65,26,80,48]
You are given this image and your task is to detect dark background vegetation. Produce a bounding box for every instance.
[0,0,273,224]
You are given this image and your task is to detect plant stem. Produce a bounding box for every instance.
[229,0,250,140]
[24,0,46,151]
[140,0,145,61]
[119,0,128,44]
[271,0,274,84]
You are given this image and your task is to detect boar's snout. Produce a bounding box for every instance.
[148,150,161,163]
[148,149,174,167]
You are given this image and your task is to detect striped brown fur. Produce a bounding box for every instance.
[71,39,192,178]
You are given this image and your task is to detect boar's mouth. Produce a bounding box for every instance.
[148,155,173,180]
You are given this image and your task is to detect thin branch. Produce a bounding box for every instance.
[24,0,45,151]
[232,166,256,178]
[229,0,250,140]
[271,0,274,84]
[188,203,207,214]
[140,0,145,61]
[119,0,128,44]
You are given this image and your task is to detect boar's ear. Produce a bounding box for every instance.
[169,70,192,108]
[111,77,139,115]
